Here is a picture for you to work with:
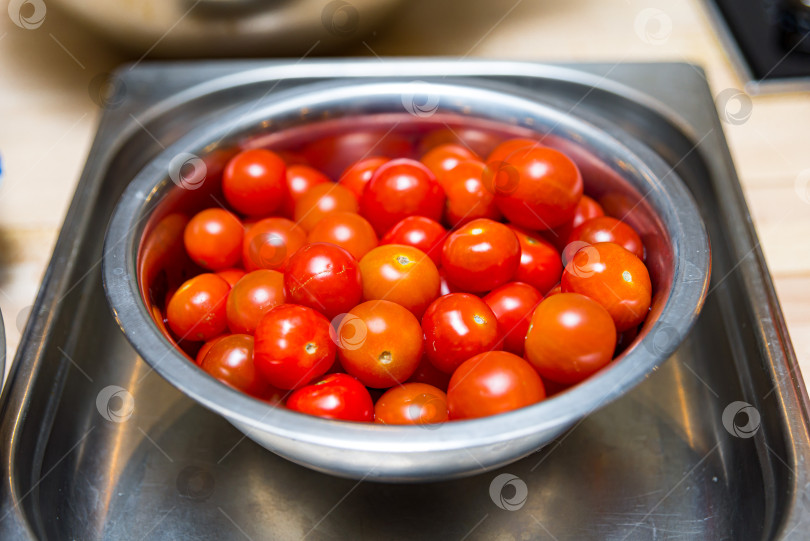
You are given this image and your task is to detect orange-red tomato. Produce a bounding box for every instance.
[337,156,388,200]
[509,226,563,295]
[226,270,286,334]
[294,182,358,232]
[336,300,423,388]
[308,211,378,261]
[374,383,448,425]
[420,143,478,187]
[493,146,583,230]
[561,242,651,331]
[358,244,441,318]
[223,149,287,216]
[166,273,231,341]
[567,216,644,260]
[486,138,538,164]
[447,351,545,420]
[483,282,543,356]
[441,218,520,293]
[281,164,331,217]
[406,354,452,391]
[442,160,502,227]
[524,293,617,384]
[379,216,446,267]
[201,334,277,399]
[196,334,227,365]
[242,217,306,272]
[183,208,244,270]
[216,268,246,288]
[286,373,374,422]
[422,293,500,374]
[546,194,605,250]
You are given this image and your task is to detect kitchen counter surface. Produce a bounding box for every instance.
[1,0,808,386]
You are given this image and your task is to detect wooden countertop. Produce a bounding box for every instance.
[1,0,808,385]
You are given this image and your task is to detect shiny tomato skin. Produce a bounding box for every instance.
[406,354,452,391]
[525,293,617,384]
[374,383,448,425]
[546,194,605,250]
[358,244,441,318]
[294,182,358,232]
[253,304,336,390]
[561,242,652,331]
[281,164,331,217]
[338,156,388,200]
[183,208,244,271]
[494,146,583,230]
[509,226,563,295]
[359,158,446,236]
[441,218,520,292]
[226,270,286,334]
[242,217,306,272]
[380,216,446,267]
[200,334,275,399]
[420,143,478,187]
[286,373,374,422]
[483,282,543,356]
[567,216,644,260]
[223,149,287,216]
[443,160,502,227]
[196,334,227,365]
[422,293,500,374]
[308,211,378,261]
[284,243,363,320]
[486,138,538,164]
[166,273,231,341]
[216,268,246,288]
[447,351,546,420]
[336,300,423,388]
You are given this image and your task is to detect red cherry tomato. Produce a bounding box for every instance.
[337,156,388,200]
[374,383,448,425]
[253,304,336,389]
[486,138,538,163]
[420,143,478,187]
[441,218,520,293]
[546,194,605,250]
[336,300,423,388]
[525,293,617,384]
[226,270,286,334]
[223,149,287,216]
[216,268,246,288]
[286,373,374,422]
[200,334,276,399]
[166,273,230,341]
[509,226,563,295]
[284,242,363,320]
[359,158,445,236]
[483,282,543,356]
[183,208,243,271]
[242,217,306,272]
[422,293,500,374]
[294,182,358,232]
[567,216,644,260]
[380,216,446,267]
[308,211,378,261]
[493,146,583,230]
[561,242,651,331]
[196,334,226,365]
[358,244,440,318]
[406,354,452,391]
[281,164,331,217]
[447,351,546,420]
[442,160,502,227]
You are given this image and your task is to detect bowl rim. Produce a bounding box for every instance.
[102,79,710,453]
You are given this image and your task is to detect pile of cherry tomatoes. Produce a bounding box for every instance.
[157,136,652,426]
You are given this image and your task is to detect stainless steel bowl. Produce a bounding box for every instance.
[103,80,710,482]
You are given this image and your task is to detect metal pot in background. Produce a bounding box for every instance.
[0,309,5,394]
[49,0,403,57]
